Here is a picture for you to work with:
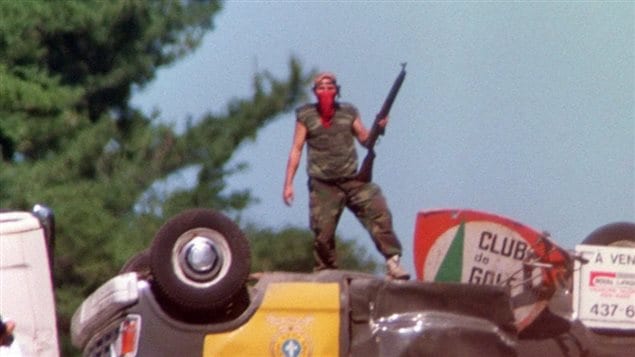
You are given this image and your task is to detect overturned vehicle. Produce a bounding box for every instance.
[71,208,635,356]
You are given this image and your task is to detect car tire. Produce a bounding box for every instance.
[150,209,251,314]
[582,222,635,248]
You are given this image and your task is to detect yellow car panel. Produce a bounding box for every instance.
[203,282,340,357]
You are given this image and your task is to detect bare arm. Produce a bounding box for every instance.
[283,121,307,206]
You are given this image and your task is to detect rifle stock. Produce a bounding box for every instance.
[356,63,407,182]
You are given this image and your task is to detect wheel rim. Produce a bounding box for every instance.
[171,227,232,288]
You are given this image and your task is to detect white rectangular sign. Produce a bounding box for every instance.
[573,244,635,330]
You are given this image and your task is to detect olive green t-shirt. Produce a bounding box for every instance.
[296,103,359,181]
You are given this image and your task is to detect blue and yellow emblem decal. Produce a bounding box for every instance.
[268,316,314,357]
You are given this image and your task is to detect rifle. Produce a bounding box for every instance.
[356,63,407,182]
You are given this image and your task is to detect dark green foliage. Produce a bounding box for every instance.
[0,0,222,161]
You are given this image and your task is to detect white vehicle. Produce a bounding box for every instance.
[0,205,59,357]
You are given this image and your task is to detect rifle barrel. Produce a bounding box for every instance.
[356,64,407,182]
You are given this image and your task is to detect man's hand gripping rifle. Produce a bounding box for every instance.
[356,63,407,182]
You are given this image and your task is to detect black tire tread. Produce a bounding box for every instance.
[150,209,251,314]
[582,222,635,247]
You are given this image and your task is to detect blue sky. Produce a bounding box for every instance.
[132,2,634,274]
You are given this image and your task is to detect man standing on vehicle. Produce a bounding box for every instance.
[283,72,409,280]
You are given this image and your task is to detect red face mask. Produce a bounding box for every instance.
[316,90,337,128]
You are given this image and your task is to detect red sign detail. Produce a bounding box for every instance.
[589,271,616,286]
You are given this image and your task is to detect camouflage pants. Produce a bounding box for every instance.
[308,177,402,271]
